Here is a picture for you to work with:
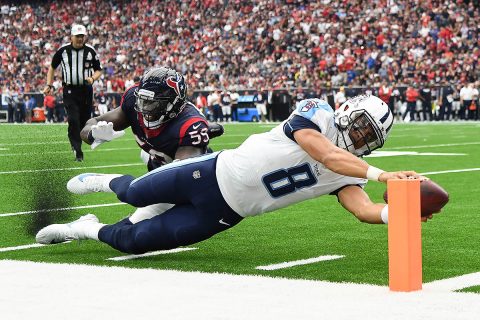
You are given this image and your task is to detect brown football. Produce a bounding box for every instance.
[383,179,449,217]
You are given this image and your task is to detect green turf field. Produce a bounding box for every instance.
[0,122,479,287]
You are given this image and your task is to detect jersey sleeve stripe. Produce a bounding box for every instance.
[283,115,321,143]
[178,117,208,144]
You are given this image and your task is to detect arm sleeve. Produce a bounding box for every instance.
[283,115,321,143]
[51,49,63,69]
[92,49,102,71]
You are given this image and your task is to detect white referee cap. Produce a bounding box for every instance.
[71,24,87,36]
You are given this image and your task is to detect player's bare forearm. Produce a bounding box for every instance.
[294,129,421,182]
[294,129,369,178]
[174,146,205,160]
[337,185,384,224]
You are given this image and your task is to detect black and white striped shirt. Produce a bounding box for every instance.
[51,43,102,86]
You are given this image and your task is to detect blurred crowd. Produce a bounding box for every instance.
[0,0,479,123]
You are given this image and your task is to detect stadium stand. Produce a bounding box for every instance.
[0,0,479,121]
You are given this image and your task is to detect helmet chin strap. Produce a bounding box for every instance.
[142,115,164,129]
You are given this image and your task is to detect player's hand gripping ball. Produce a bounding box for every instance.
[383,179,449,217]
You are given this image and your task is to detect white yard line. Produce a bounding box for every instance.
[0,241,72,252]
[0,202,127,217]
[0,260,478,320]
[0,147,140,157]
[367,151,466,157]
[0,163,144,174]
[420,168,480,176]
[0,243,45,252]
[256,255,344,270]
[386,141,480,150]
[107,247,198,261]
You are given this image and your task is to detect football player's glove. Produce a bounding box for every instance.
[90,121,125,150]
[207,122,224,139]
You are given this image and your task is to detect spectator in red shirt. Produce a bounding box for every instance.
[43,92,56,123]
[404,84,420,121]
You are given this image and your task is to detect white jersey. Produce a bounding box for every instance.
[216,98,367,217]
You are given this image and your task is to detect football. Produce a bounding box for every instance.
[383,179,449,217]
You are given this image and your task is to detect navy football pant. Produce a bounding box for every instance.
[98,153,243,254]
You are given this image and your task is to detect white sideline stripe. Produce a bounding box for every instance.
[107,247,198,261]
[420,168,480,176]
[0,243,45,252]
[0,202,127,217]
[0,162,144,174]
[0,260,479,320]
[256,255,344,270]
[0,148,8,151]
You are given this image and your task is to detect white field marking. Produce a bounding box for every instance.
[0,241,72,252]
[424,272,480,292]
[385,141,480,150]
[420,168,480,176]
[0,147,140,157]
[256,255,345,270]
[0,202,127,218]
[0,148,8,151]
[0,143,239,157]
[0,243,45,252]
[366,151,466,157]
[0,162,144,175]
[0,135,253,146]
[1,260,479,320]
[107,247,198,261]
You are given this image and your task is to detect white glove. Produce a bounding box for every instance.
[90,121,125,150]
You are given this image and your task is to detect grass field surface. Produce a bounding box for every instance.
[0,121,479,291]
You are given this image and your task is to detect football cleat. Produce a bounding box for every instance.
[67,173,122,195]
[35,214,100,244]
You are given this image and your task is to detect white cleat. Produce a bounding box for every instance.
[67,173,122,195]
[36,214,100,244]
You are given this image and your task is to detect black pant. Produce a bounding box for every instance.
[63,86,93,154]
[439,103,452,120]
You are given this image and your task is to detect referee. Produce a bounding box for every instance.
[43,24,102,161]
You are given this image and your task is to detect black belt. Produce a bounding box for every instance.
[63,84,92,88]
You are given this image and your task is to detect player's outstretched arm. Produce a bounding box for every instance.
[294,129,421,182]
[337,185,386,224]
[294,128,372,179]
[80,107,129,148]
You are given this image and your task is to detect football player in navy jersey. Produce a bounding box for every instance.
[37,95,433,253]
[77,66,224,223]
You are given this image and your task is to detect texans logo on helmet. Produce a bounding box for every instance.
[166,75,185,98]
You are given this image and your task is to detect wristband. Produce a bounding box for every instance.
[381,205,388,224]
[366,166,385,181]
[87,130,95,144]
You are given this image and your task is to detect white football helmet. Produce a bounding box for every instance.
[334,95,393,156]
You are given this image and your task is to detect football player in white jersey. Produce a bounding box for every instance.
[36,95,431,254]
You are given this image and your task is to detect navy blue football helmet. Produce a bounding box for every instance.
[134,67,187,128]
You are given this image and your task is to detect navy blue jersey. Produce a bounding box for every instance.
[120,85,210,167]
[96,94,108,104]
